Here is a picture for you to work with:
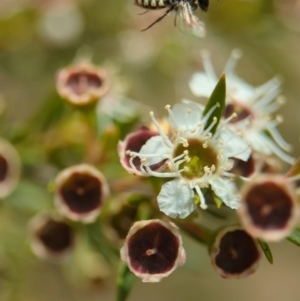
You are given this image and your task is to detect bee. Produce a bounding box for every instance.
[135,0,208,36]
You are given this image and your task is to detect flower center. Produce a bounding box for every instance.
[173,138,218,179]
[66,71,103,96]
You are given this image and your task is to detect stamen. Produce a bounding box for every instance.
[149,111,173,149]
[255,84,281,110]
[264,136,295,165]
[266,124,292,152]
[141,162,183,178]
[255,76,282,97]
[194,185,207,209]
[203,117,218,136]
[213,113,238,141]
[200,49,218,81]
[128,150,170,159]
[202,103,220,125]
[223,49,242,75]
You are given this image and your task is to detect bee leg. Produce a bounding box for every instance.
[138,10,149,15]
[141,6,175,31]
[174,7,179,26]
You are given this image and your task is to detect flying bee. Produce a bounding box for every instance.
[135,0,208,36]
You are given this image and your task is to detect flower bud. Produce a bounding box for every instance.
[238,174,299,241]
[120,219,186,282]
[29,214,74,261]
[54,164,109,223]
[210,226,261,278]
[118,127,165,176]
[0,139,21,198]
[56,61,109,106]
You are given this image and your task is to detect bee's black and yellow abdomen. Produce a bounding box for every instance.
[135,0,174,9]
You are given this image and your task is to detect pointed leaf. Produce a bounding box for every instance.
[287,228,300,246]
[117,263,135,301]
[285,157,300,178]
[258,240,273,264]
[203,74,226,135]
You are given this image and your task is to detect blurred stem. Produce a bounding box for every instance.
[177,220,213,245]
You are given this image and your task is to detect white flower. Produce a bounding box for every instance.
[189,49,294,164]
[126,103,251,218]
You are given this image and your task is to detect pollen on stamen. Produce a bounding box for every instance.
[276,96,286,105]
[204,166,211,173]
[165,105,171,110]
[276,115,283,123]
[186,108,192,114]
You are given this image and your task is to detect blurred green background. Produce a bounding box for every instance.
[1,0,300,300]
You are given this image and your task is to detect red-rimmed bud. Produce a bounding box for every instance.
[120,219,186,282]
[210,226,261,278]
[238,174,299,241]
[0,139,21,198]
[118,127,165,176]
[54,164,109,223]
[56,61,109,106]
[29,214,74,261]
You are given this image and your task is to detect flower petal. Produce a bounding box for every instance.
[139,136,170,165]
[169,103,203,132]
[189,73,216,98]
[220,128,251,161]
[210,177,240,209]
[157,180,196,218]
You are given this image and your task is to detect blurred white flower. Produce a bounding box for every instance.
[189,49,294,164]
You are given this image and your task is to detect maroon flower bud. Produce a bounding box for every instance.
[230,154,256,178]
[55,164,109,223]
[120,219,186,282]
[0,139,21,198]
[29,214,74,261]
[118,127,165,176]
[210,226,261,278]
[56,61,109,106]
[238,174,299,241]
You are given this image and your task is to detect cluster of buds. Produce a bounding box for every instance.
[24,54,300,285]
[118,51,300,281]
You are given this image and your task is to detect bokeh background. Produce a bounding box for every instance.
[1,0,300,300]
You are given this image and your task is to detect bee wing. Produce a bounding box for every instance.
[175,3,206,38]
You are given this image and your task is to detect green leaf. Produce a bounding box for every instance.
[85,222,118,264]
[212,191,223,209]
[287,228,300,246]
[203,74,226,135]
[258,240,273,264]
[5,180,52,213]
[117,263,135,301]
[285,157,300,178]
